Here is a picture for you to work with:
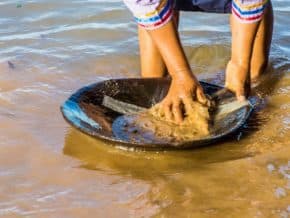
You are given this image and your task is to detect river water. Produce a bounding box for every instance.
[0,0,289,217]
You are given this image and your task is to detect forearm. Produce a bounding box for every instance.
[123,0,194,80]
[230,0,269,76]
[226,0,270,98]
[231,9,261,65]
[146,19,194,81]
[230,15,260,82]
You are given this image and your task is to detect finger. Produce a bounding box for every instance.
[235,86,247,102]
[182,97,194,115]
[237,95,246,101]
[196,87,209,106]
[172,101,183,124]
[154,103,164,118]
[163,103,173,121]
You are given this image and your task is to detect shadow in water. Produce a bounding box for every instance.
[63,127,257,180]
[252,58,290,98]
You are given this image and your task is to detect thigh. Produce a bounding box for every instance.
[175,0,232,13]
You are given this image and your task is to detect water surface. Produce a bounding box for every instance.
[0,1,289,217]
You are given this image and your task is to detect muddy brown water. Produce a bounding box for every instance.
[0,1,289,217]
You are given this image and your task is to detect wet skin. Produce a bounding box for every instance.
[138,2,273,123]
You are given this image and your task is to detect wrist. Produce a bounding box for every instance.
[170,69,197,82]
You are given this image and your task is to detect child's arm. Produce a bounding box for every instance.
[225,0,270,100]
[147,19,209,123]
[123,0,208,123]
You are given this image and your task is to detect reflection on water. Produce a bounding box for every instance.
[0,0,289,217]
[64,128,253,177]
[63,128,290,217]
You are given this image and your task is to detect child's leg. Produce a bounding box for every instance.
[250,2,273,80]
[138,11,179,77]
[138,26,166,77]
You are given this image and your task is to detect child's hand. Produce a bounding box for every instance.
[225,60,250,101]
[157,75,210,124]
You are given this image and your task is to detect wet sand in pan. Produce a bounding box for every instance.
[125,100,212,142]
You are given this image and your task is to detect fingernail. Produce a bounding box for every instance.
[237,95,246,101]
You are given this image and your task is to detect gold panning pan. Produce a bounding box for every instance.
[61,78,253,150]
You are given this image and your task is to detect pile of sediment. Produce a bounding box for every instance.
[129,100,213,142]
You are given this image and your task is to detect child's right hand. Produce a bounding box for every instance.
[156,75,211,124]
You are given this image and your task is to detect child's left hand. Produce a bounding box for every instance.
[225,60,250,101]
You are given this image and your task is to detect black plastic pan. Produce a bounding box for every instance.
[61,78,253,150]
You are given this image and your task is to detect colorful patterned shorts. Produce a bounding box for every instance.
[123,0,269,29]
[175,0,232,13]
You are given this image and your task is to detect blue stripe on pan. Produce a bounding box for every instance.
[61,86,100,130]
